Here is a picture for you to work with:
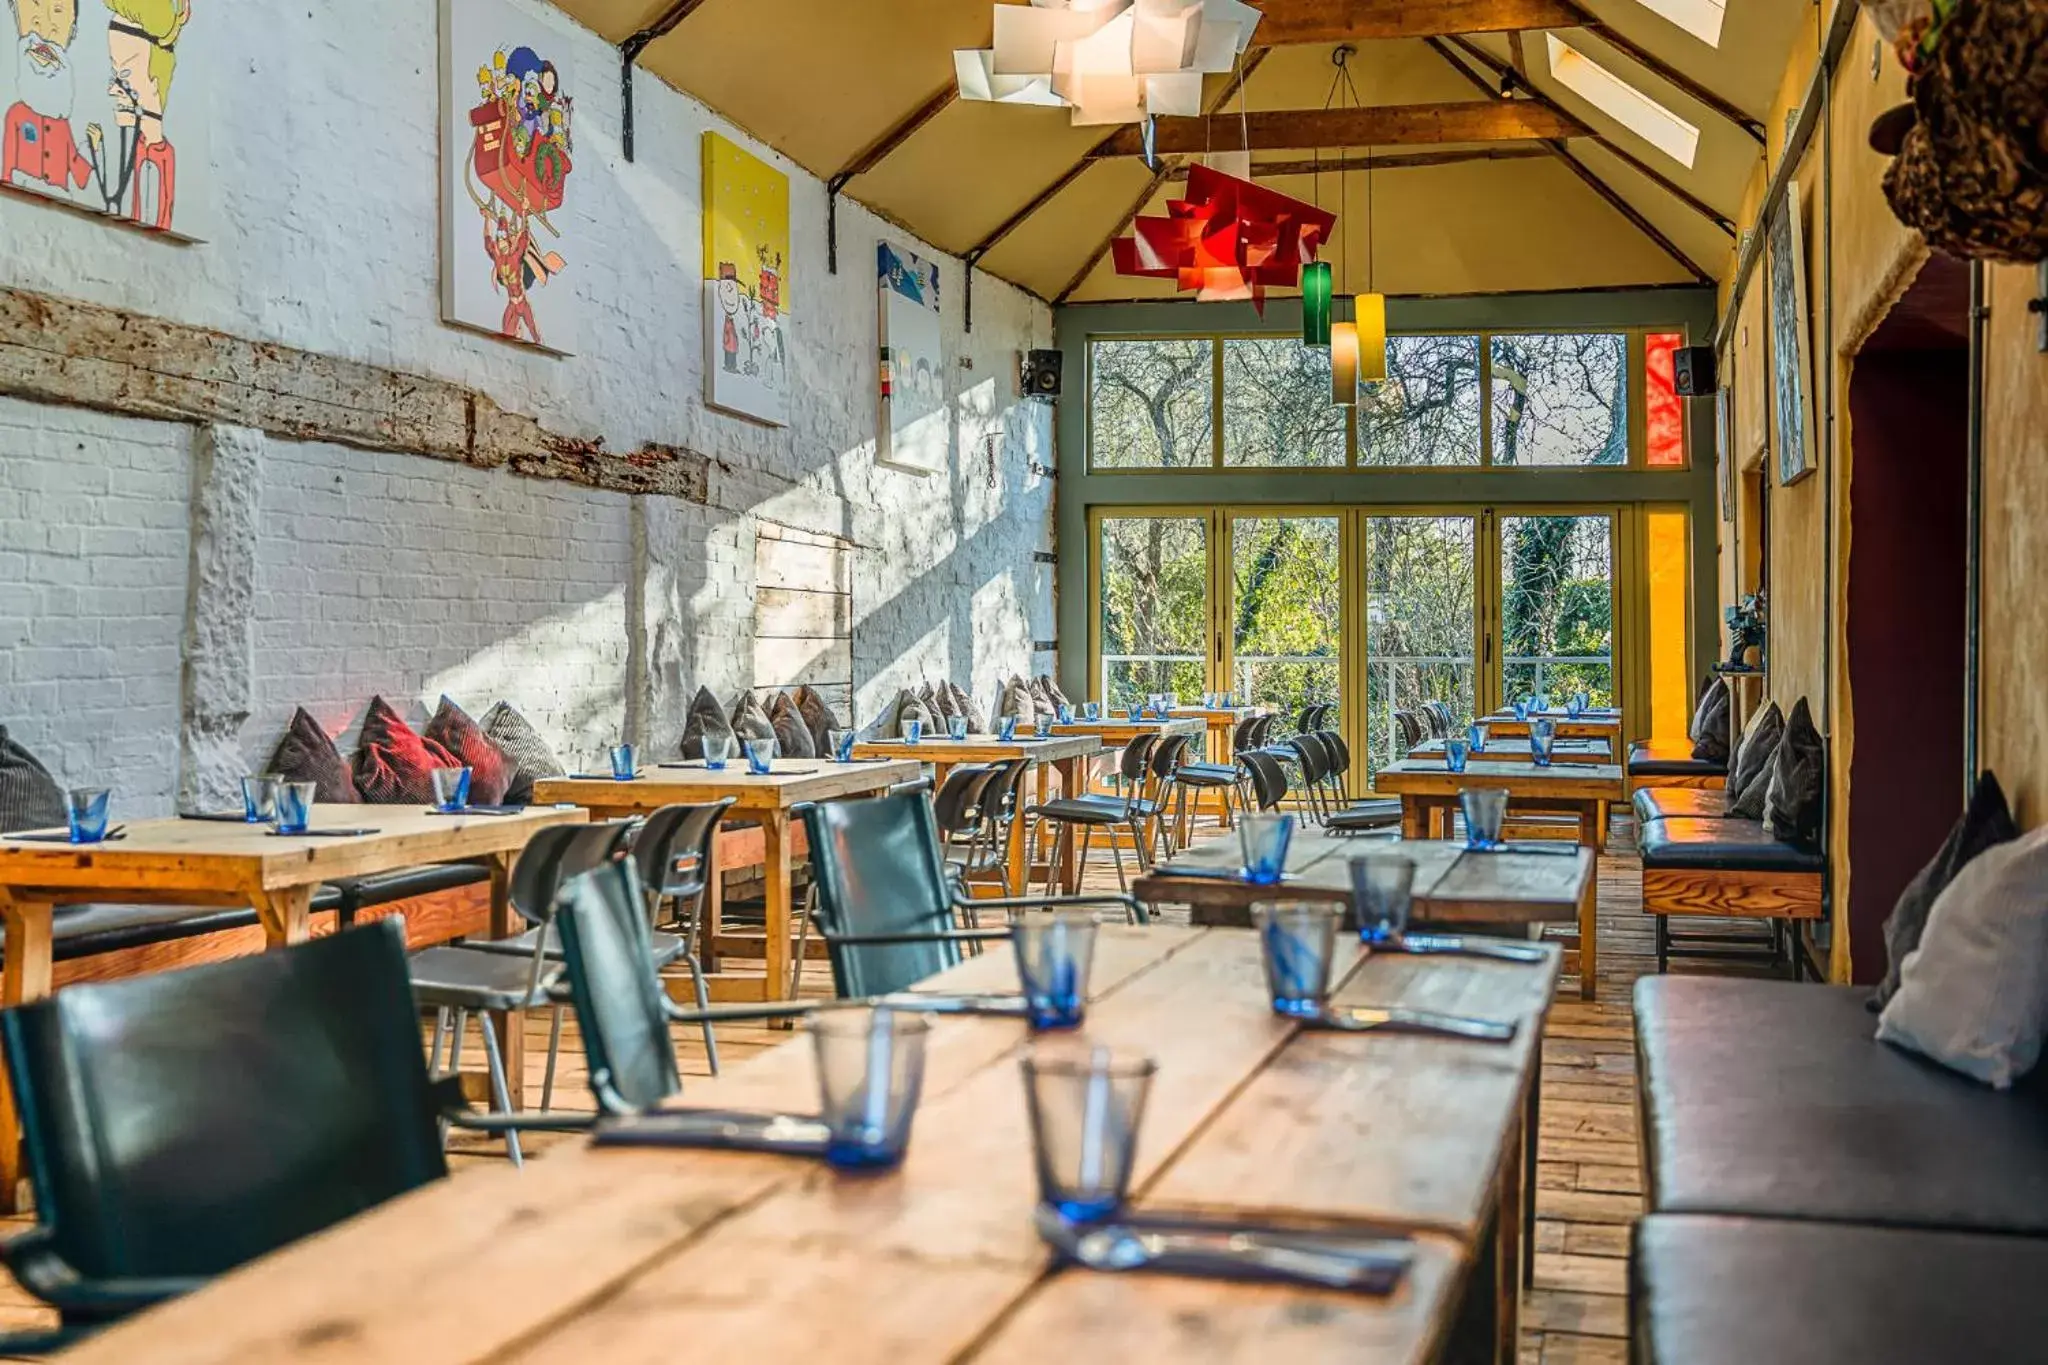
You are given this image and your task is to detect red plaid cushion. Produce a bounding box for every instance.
[352,697,459,805]
[422,697,514,805]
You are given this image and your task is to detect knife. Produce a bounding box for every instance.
[1315,1006,1517,1042]
[1397,933,1548,964]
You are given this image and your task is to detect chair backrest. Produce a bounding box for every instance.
[1116,733,1161,783]
[1228,715,1259,756]
[554,859,681,1115]
[1241,750,1289,810]
[1317,729,1353,773]
[931,763,997,840]
[1393,709,1423,751]
[508,819,635,928]
[1148,732,1192,780]
[634,798,735,905]
[802,788,962,998]
[1293,705,1317,734]
[1287,733,1329,784]
[977,758,1030,827]
[2,921,447,1284]
[1249,714,1279,748]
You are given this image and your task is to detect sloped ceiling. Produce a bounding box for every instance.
[557,0,1811,302]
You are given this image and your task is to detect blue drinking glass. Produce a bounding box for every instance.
[241,774,280,823]
[1467,722,1487,754]
[609,743,637,780]
[1083,702,1101,721]
[702,732,731,771]
[744,737,776,775]
[1512,698,1530,722]
[948,715,970,741]
[998,716,1019,742]
[1461,787,1508,850]
[430,766,472,812]
[65,788,111,844]
[273,781,316,836]
[1022,1046,1155,1223]
[1529,718,1558,767]
[1034,717,1054,739]
[1013,912,1097,1030]
[1252,901,1340,1018]
[1057,703,1074,725]
[904,718,925,745]
[1127,704,1144,722]
[812,1005,930,1171]
[828,728,854,763]
[1444,737,1471,773]
[1238,812,1295,885]
[1349,855,1416,945]
[1533,693,1551,714]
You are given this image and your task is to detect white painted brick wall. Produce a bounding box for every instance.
[0,0,1054,808]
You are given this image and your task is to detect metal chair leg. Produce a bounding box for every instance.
[477,1011,524,1168]
[1107,825,1129,892]
[788,884,818,999]
[684,951,721,1073]
[448,1007,467,1079]
[540,1005,564,1113]
[431,1007,451,1147]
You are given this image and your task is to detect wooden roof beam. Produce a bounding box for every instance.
[1180,146,1554,178]
[1089,100,1585,158]
[830,82,957,187]
[1254,0,1587,43]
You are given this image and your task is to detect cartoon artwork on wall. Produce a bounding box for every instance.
[702,131,789,427]
[1,0,212,239]
[877,242,945,476]
[439,0,576,354]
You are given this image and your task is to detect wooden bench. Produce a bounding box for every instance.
[1626,739,1727,794]
[1635,791,1823,977]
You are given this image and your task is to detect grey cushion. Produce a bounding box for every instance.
[479,701,565,806]
[1878,825,2048,1088]
[1038,674,1073,710]
[893,689,933,738]
[1875,770,2018,1011]
[1688,678,1730,763]
[949,682,987,734]
[0,726,64,834]
[1725,701,1783,821]
[729,691,777,746]
[930,682,960,721]
[1000,677,1037,724]
[1763,697,1825,846]
[767,691,817,759]
[793,685,844,755]
[678,687,735,760]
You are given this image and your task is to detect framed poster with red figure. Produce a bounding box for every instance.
[439,0,577,354]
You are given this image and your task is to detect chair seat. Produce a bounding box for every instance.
[1632,1213,2048,1365]
[1632,787,1735,824]
[1327,799,1402,832]
[467,924,686,968]
[1627,740,1727,778]
[1175,762,1239,787]
[1032,796,1142,826]
[1635,976,2048,1232]
[407,945,558,1012]
[1638,817,1823,874]
[31,890,341,962]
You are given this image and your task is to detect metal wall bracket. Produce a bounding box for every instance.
[826,175,852,275]
[2031,260,2047,352]
[620,46,644,163]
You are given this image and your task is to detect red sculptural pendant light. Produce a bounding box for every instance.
[1111,162,1336,312]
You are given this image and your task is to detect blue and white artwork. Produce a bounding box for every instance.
[877,241,945,475]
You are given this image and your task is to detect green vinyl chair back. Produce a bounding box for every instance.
[801,787,963,999]
[0,920,446,1318]
[554,858,682,1115]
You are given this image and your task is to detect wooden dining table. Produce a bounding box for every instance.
[54,924,1560,1365]
[1478,710,1622,743]
[0,804,588,1208]
[851,733,1105,893]
[1408,736,1614,766]
[532,759,921,1006]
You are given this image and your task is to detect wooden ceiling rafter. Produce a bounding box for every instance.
[1427,36,1711,284]
[1183,146,1555,178]
[1089,100,1587,158]
[1253,0,1586,43]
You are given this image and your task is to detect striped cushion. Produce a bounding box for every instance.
[0,726,63,834]
[351,697,459,805]
[481,701,564,805]
[423,697,515,805]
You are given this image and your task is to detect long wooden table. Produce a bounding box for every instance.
[1408,737,1613,766]
[851,734,1104,894]
[1478,711,1622,743]
[0,804,588,1206]
[532,760,921,1005]
[56,925,1559,1365]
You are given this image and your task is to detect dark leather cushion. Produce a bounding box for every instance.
[767,691,818,759]
[1764,695,1826,846]
[1638,817,1824,874]
[1636,976,2048,1232]
[1875,770,2019,1009]
[680,686,738,761]
[1688,678,1730,762]
[351,697,459,805]
[267,707,359,804]
[1632,787,1733,824]
[0,725,64,835]
[794,685,847,753]
[1632,1214,2048,1365]
[1627,740,1726,778]
[422,697,514,806]
[328,863,489,917]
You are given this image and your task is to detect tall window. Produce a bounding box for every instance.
[1098,515,1209,707]
[1489,333,1629,466]
[1357,334,1483,467]
[1088,339,1213,469]
[1222,339,1345,468]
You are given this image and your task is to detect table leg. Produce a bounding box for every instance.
[486,851,515,939]
[1576,838,1599,1001]
[483,852,526,1107]
[1401,796,1428,840]
[1592,798,1609,854]
[1495,1104,1525,1365]
[251,885,314,947]
[0,896,53,1213]
[763,811,794,1010]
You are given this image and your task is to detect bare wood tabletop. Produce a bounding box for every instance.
[1478,711,1622,742]
[57,924,1558,1365]
[531,760,922,1007]
[1407,737,1614,766]
[0,804,589,1207]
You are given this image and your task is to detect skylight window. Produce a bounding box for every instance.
[1546,34,1702,168]
[1634,0,1726,47]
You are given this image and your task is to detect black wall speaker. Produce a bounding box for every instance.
[1673,344,1718,396]
[1022,349,1063,399]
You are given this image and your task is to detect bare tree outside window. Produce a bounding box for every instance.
[1364,516,1477,778]
[1501,514,1615,705]
[1490,333,1629,466]
[1231,517,1340,720]
[1358,334,1483,467]
[1089,339,1214,469]
[1222,339,1346,467]
[1100,515,1208,707]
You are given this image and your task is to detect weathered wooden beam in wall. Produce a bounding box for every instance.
[1170,146,1553,178]
[1090,100,1585,157]
[1255,0,1586,43]
[0,287,710,502]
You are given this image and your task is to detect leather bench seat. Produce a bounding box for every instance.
[45,886,343,961]
[1626,740,1726,779]
[1632,787,1733,824]
[1631,1214,2048,1365]
[1635,976,2048,1232]
[1638,817,1824,875]
[328,863,492,927]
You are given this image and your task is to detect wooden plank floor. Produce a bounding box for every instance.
[0,813,1785,1361]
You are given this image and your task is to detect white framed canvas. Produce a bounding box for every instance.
[877,241,945,475]
[1766,192,1816,487]
[0,0,217,240]
[440,0,578,354]
[702,131,790,426]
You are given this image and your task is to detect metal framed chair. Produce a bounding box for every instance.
[954,757,1031,898]
[1240,749,1290,811]
[1173,714,1260,838]
[1025,733,1162,892]
[0,922,454,1354]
